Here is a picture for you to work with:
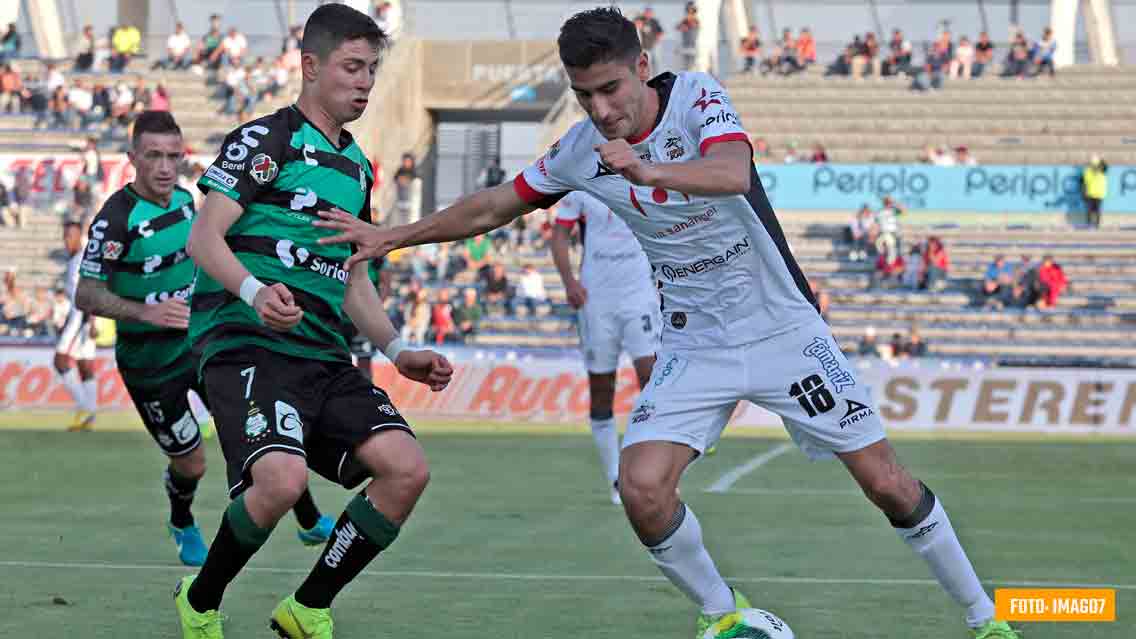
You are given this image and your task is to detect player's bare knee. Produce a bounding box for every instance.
[252,453,308,508]
[358,431,430,498]
[172,447,207,480]
[619,462,671,512]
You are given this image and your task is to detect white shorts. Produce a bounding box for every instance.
[623,317,886,460]
[577,296,661,373]
[55,310,96,361]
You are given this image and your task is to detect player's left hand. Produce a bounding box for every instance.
[88,323,99,339]
[395,349,454,392]
[313,208,398,271]
[595,139,660,187]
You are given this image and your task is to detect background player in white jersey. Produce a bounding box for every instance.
[550,191,660,504]
[315,8,1019,639]
[55,220,99,431]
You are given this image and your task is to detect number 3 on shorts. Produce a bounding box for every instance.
[240,366,256,399]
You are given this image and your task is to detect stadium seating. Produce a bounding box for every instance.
[0,59,295,153]
[450,221,1136,366]
[727,65,1136,164]
[3,54,1134,366]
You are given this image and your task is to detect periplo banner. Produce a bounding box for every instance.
[3,346,1134,434]
[755,163,1136,213]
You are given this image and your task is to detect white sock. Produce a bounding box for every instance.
[647,503,735,615]
[80,378,98,413]
[188,390,210,424]
[897,492,995,628]
[589,416,620,485]
[58,368,84,407]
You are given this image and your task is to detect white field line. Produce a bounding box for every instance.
[721,488,1136,504]
[705,443,794,493]
[0,559,1133,591]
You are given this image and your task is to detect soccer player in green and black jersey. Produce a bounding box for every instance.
[75,111,336,569]
[173,6,453,638]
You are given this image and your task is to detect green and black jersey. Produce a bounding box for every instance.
[78,185,197,388]
[192,105,374,370]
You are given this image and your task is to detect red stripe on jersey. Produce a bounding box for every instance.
[629,186,647,216]
[555,218,576,228]
[699,132,751,157]
[513,174,546,204]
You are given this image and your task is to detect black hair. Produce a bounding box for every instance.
[558,7,641,69]
[301,3,388,62]
[132,110,182,147]
[63,219,82,232]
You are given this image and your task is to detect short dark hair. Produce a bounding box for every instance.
[132,110,182,147]
[301,3,387,61]
[63,220,82,233]
[558,7,641,69]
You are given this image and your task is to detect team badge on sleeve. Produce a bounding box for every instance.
[249,154,279,185]
[102,241,124,260]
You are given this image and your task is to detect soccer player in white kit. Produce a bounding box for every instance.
[314,9,1020,638]
[550,191,660,504]
[56,220,99,431]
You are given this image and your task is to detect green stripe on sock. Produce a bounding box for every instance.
[345,494,400,550]
[225,494,273,548]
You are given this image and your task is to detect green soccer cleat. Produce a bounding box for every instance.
[270,594,333,639]
[696,588,752,639]
[972,620,1022,639]
[173,576,223,639]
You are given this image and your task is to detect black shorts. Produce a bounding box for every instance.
[124,368,208,457]
[203,346,413,498]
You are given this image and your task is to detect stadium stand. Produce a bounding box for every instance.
[729,64,1136,165]
[1,16,1134,367]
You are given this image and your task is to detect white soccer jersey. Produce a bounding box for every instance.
[64,251,83,303]
[555,190,655,306]
[56,251,95,360]
[515,72,819,348]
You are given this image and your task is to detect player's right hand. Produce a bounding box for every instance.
[140,297,190,330]
[253,283,304,331]
[566,279,588,309]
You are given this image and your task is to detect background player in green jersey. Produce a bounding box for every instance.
[76,111,336,568]
[175,5,453,638]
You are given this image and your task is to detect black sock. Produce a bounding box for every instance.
[187,494,273,612]
[292,488,321,530]
[164,466,198,528]
[294,493,400,609]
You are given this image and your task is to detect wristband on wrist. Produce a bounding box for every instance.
[382,337,407,362]
[239,275,265,307]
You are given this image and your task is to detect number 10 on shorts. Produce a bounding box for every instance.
[788,374,835,418]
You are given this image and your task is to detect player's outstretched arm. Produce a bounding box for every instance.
[343,263,453,391]
[549,223,587,309]
[187,191,303,331]
[315,181,536,270]
[76,279,189,329]
[596,138,752,196]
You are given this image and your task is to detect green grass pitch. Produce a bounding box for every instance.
[0,412,1131,637]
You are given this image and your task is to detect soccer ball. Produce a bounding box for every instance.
[701,609,795,639]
